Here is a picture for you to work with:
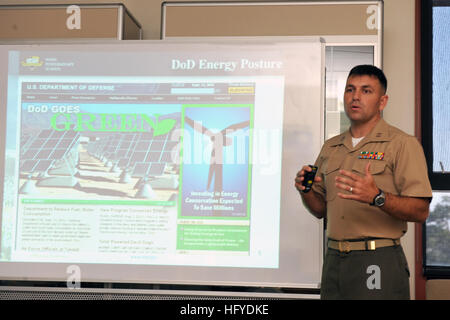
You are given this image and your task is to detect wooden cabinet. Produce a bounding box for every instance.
[0,4,142,40]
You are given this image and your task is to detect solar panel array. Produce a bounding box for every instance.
[87,130,179,179]
[20,129,80,175]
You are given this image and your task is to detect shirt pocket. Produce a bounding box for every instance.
[353,158,400,195]
[324,157,343,201]
[352,159,387,175]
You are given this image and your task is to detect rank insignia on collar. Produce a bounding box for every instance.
[359,151,384,160]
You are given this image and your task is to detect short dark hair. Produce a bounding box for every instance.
[348,65,387,93]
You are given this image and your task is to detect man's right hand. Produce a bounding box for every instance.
[294,165,322,193]
[294,165,326,219]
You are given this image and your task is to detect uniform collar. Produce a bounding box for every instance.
[330,118,392,150]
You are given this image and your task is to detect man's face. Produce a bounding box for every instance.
[343,74,388,125]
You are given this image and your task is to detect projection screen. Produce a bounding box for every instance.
[0,38,324,288]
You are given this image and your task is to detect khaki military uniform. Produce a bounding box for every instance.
[312,118,432,299]
[312,118,432,240]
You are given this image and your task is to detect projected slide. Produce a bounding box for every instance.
[0,40,324,287]
[1,48,284,268]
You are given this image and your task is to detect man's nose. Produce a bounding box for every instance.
[352,90,361,101]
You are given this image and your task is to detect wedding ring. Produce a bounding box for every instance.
[349,187,353,193]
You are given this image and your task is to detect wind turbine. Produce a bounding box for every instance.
[184,116,250,193]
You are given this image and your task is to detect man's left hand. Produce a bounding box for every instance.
[335,162,380,204]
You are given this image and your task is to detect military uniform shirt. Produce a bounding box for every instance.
[312,119,432,240]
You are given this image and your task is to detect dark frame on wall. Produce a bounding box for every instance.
[420,0,450,279]
[421,0,450,189]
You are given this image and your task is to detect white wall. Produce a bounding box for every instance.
[383,0,417,299]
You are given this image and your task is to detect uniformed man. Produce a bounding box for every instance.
[295,65,432,299]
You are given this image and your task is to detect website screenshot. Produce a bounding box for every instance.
[3,78,260,265]
[0,46,288,274]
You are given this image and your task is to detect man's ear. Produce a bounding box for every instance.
[379,94,388,112]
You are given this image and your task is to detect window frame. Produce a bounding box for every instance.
[421,0,450,278]
[421,0,450,190]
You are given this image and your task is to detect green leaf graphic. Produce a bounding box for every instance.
[153,118,176,137]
